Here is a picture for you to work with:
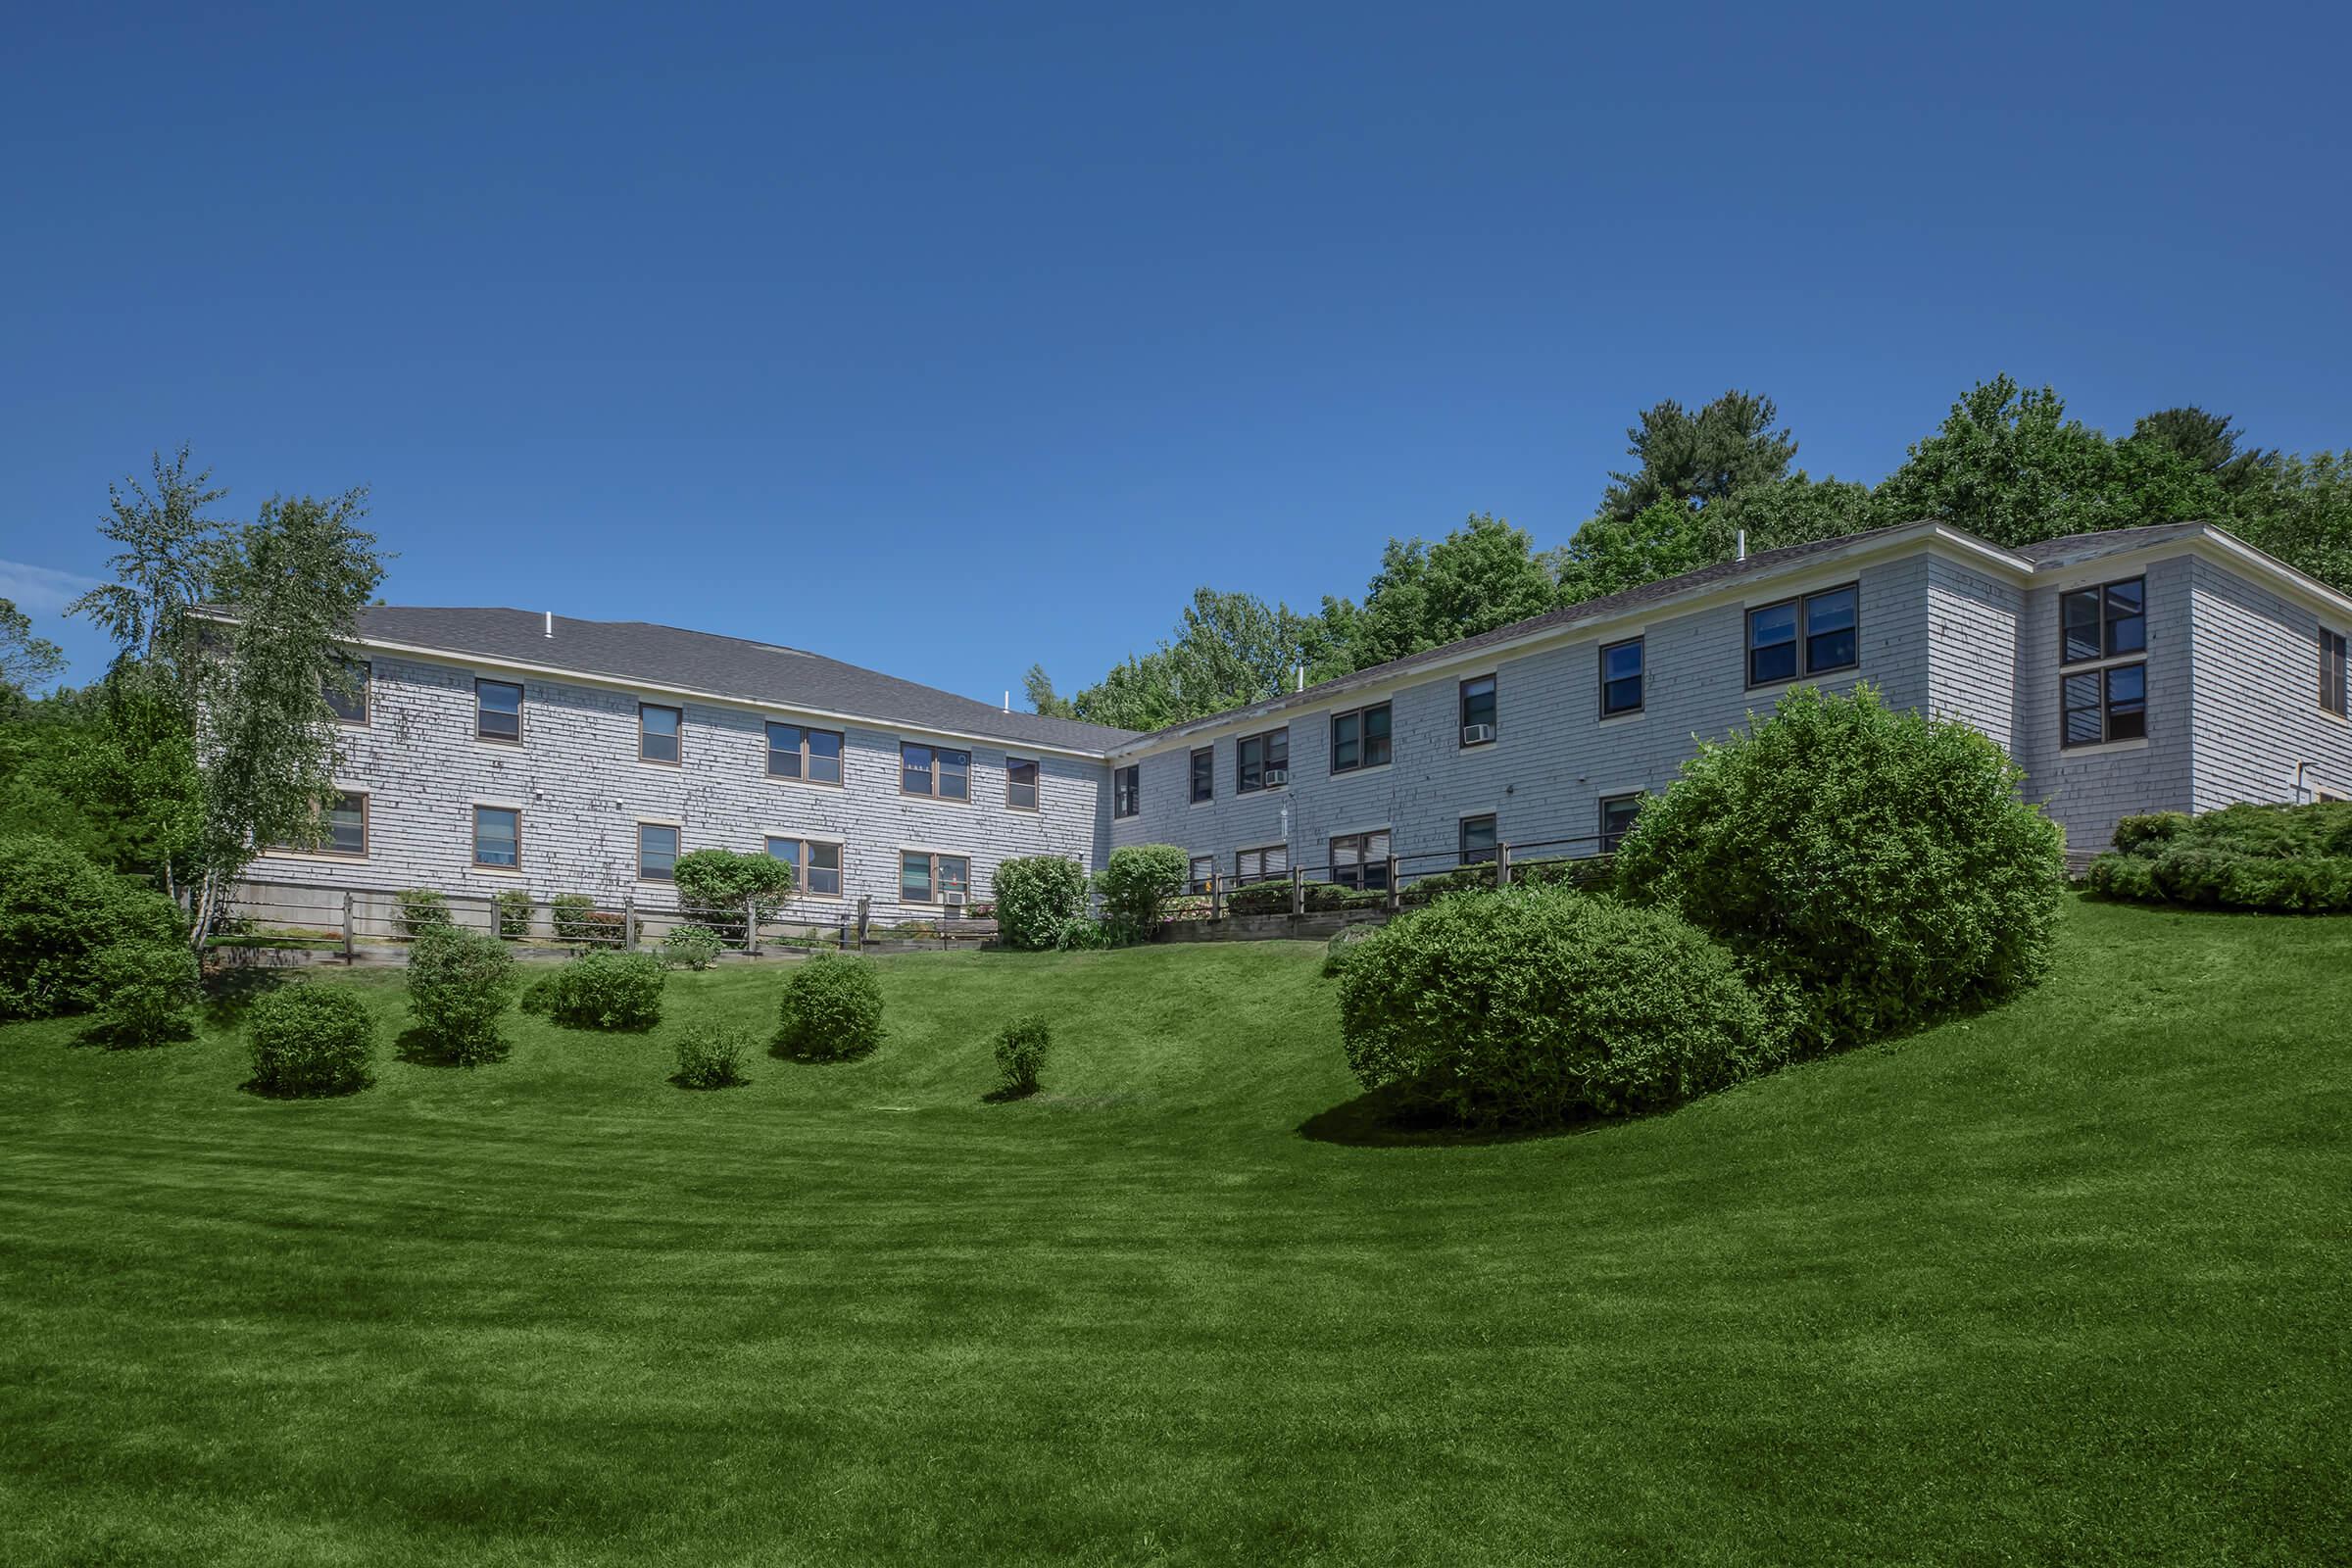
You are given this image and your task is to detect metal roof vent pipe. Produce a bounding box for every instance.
[1736,529,1747,562]
[543,611,554,638]
[1296,664,1304,692]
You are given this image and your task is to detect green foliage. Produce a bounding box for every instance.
[1053,916,1111,951]
[1613,685,2065,1051]
[1319,514,1560,671]
[0,833,185,1019]
[1093,845,1191,941]
[1059,588,1330,730]
[406,924,517,1065]
[551,894,598,942]
[992,856,1091,950]
[1398,865,1498,906]
[246,985,376,1097]
[2225,449,2352,596]
[396,888,453,939]
[0,598,64,695]
[1597,390,1798,522]
[81,941,200,1047]
[2086,802,2352,913]
[1321,923,1376,977]
[662,924,725,971]
[520,952,665,1031]
[1339,885,1777,1126]
[494,889,533,940]
[672,848,796,934]
[777,953,885,1060]
[991,1014,1052,1098]
[671,1024,751,1091]
[1224,879,1382,915]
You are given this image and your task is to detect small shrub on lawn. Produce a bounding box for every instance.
[494,889,533,940]
[1093,845,1189,942]
[0,833,186,1020]
[994,856,1091,950]
[2086,801,2352,913]
[671,1024,752,1090]
[776,953,884,1060]
[81,941,200,1047]
[519,951,665,1031]
[1322,923,1377,977]
[1053,916,1111,951]
[992,1014,1051,1098]
[247,985,375,1096]
[1339,884,1777,1127]
[396,887,454,939]
[551,894,597,942]
[662,924,726,970]
[407,924,517,1065]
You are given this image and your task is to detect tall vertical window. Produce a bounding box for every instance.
[765,836,843,898]
[324,658,369,724]
[639,704,681,764]
[1329,703,1391,774]
[1599,793,1643,854]
[637,822,679,880]
[766,723,844,784]
[1237,728,1289,792]
[1459,675,1497,745]
[1188,855,1215,894]
[475,679,523,743]
[1113,764,1140,818]
[1330,829,1392,892]
[1005,758,1039,810]
[324,792,368,857]
[2061,578,2146,664]
[1190,747,1215,804]
[2322,627,2347,717]
[901,743,970,801]
[2062,664,2147,748]
[1599,638,1644,716]
[1459,813,1497,865]
[1746,584,1859,687]
[473,806,520,868]
[900,851,970,905]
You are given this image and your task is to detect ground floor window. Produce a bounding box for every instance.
[1331,829,1391,892]
[638,822,679,880]
[1235,844,1287,884]
[901,850,970,906]
[473,806,520,868]
[1599,794,1643,854]
[765,836,843,898]
[1189,855,1215,894]
[1459,813,1496,864]
[2061,663,2147,747]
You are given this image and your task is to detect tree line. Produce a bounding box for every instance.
[1024,376,2352,730]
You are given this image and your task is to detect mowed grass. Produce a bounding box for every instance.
[2,900,2347,1567]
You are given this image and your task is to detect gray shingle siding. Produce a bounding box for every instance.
[2187,557,2352,809]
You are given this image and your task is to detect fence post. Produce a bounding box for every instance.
[623,895,637,953]
[1209,871,1223,920]
[341,891,355,964]
[745,894,761,958]
[1496,843,1512,889]
[1290,867,1304,919]
[1384,855,1401,913]
[856,895,871,949]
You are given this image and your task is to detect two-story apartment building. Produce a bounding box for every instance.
[249,519,2352,923]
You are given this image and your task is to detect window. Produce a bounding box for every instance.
[1190,747,1215,804]
[1330,829,1392,892]
[1005,758,1039,810]
[2062,664,2147,748]
[2323,628,2348,718]
[637,822,679,881]
[1459,675,1497,744]
[901,743,969,801]
[1599,638,1643,716]
[276,791,368,856]
[765,836,843,898]
[1235,844,1288,884]
[639,704,681,764]
[900,850,970,906]
[324,658,368,724]
[1189,855,1215,894]
[765,722,844,785]
[1599,793,1643,854]
[1330,703,1392,774]
[1237,728,1289,793]
[1459,813,1497,865]
[1113,764,1140,818]
[2061,577,2146,664]
[475,679,522,743]
[1747,584,1859,686]
[473,806,520,868]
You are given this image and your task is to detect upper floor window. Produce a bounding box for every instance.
[473,805,520,868]
[1330,829,1392,892]
[1459,813,1497,865]
[900,850,970,906]
[637,822,679,881]
[2322,628,2347,718]
[765,836,843,898]
[1459,675,1497,746]
[1190,747,1214,804]
[2062,578,2146,665]
[1747,584,1858,687]
[639,704,681,764]
[766,722,844,785]
[1330,703,1392,774]
[324,657,369,724]
[1599,792,1644,854]
[1600,638,1643,716]
[1113,764,1140,818]
[901,743,970,801]
[1005,758,1039,810]
[2062,664,2146,749]
[1237,728,1289,793]
[476,679,522,743]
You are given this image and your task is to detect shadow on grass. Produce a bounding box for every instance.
[74,1020,197,1053]
[392,1026,509,1068]
[667,1073,750,1092]
[980,1082,1039,1104]
[200,967,291,1028]
[237,1073,373,1101]
[1297,1082,1608,1149]
[768,1036,880,1065]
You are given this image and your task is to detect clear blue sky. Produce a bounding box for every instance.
[4,1,2347,698]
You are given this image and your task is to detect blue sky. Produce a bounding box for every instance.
[4,1,2347,698]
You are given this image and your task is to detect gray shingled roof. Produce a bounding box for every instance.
[2013,522,2209,564]
[350,607,1140,753]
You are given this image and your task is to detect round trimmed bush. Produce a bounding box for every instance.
[0,834,185,1020]
[81,941,200,1047]
[1613,685,2065,1051]
[248,985,376,1096]
[994,856,1091,950]
[1339,885,1776,1126]
[776,953,884,1060]
[1093,844,1189,942]
[407,924,517,1065]
[992,1014,1051,1097]
[672,1023,751,1090]
[519,951,665,1031]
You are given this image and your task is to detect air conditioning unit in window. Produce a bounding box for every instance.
[1262,768,1289,787]
[1461,723,1495,746]
[942,891,966,907]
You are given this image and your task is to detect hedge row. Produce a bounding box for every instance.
[2086,803,2352,912]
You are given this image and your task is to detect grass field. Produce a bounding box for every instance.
[2,898,2347,1566]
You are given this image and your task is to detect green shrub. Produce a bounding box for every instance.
[662,924,725,971]
[776,953,884,1060]
[551,894,598,942]
[2111,812,2190,856]
[1224,878,1379,914]
[1053,916,1111,951]
[247,985,375,1097]
[994,856,1091,950]
[494,889,533,940]
[1223,880,1296,915]
[0,834,185,1020]
[577,910,626,948]
[1613,685,2065,1052]
[81,942,200,1047]
[396,887,453,939]
[1322,923,1378,977]
[1093,845,1189,942]
[992,1014,1051,1097]
[1339,885,1777,1126]
[673,848,795,942]
[2086,801,2352,913]
[1398,865,1498,906]
[671,1024,752,1090]
[519,951,665,1031]
[406,924,517,1065]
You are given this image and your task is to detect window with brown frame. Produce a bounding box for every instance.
[1237,727,1289,793]
[637,822,679,881]
[902,742,970,801]
[274,791,368,857]
[1188,855,1215,895]
[2061,663,2146,748]
[1459,813,1496,865]
[764,836,843,898]
[2323,627,2348,718]
[323,657,369,724]
[1330,829,1391,892]
[1599,637,1643,716]
[1599,793,1643,854]
[1746,584,1858,687]
[765,722,844,785]
[1005,758,1039,810]
[475,679,523,743]
[473,805,520,868]
[1113,764,1140,818]
[1190,747,1214,804]
[2061,577,2147,665]
[639,703,681,764]
[899,850,970,906]
[1329,703,1392,774]
[1235,844,1287,884]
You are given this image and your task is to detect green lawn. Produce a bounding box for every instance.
[2,899,2347,1566]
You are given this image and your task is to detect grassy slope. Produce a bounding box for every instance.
[0,900,2346,1567]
